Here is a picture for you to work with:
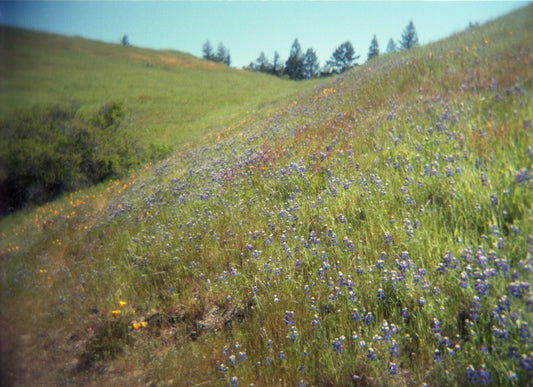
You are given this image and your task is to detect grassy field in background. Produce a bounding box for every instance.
[1,5,533,386]
[0,27,319,213]
[0,27,317,150]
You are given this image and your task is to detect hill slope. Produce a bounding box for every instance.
[1,6,533,386]
[0,27,317,213]
[0,27,313,148]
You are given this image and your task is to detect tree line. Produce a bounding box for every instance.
[202,20,419,80]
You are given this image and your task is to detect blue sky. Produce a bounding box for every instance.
[0,1,527,68]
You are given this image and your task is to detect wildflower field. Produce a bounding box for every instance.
[1,6,533,386]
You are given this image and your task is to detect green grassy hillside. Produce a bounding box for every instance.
[0,27,313,148]
[0,27,317,212]
[1,5,533,386]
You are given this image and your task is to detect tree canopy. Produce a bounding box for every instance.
[202,20,423,79]
[327,41,359,74]
[399,21,419,50]
[284,39,305,80]
[203,40,230,66]
[202,40,215,61]
[367,34,379,61]
[302,48,320,79]
[386,38,397,53]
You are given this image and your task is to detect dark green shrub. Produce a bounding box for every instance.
[0,101,144,216]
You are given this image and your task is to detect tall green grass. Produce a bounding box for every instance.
[1,5,532,386]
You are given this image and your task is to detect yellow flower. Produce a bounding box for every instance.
[133,323,141,330]
[119,301,126,307]
[111,310,121,316]
[141,321,148,328]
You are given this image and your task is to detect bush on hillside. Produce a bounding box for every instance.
[0,101,143,215]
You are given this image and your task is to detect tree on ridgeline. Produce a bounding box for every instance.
[302,48,320,79]
[285,39,305,80]
[327,41,359,74]
[215,42,231,65]
[202,40,215,61]
[399,21,419,50]
[367,34,379,61]
[272,51,283,76]
[255,51,271,73]
[121,35,130,47]
[386,38,396,53]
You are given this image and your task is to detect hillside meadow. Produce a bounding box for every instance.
[1,5,533,386]
[0,27,319,213]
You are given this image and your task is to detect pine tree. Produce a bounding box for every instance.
[367,34,379,61]
[285,39,304,80]
[202,40,215,61]
[255,51,271,73]
[399,21,419,50]
[386,38,396,53]
[272,51,283,76]
[327,41,359,74]
[302,48,320,79]
[223,51,231,66]
[215,43,227,64]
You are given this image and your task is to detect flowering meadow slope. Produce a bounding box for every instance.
[1,6,533,386]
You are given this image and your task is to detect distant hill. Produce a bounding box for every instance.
[0,27,314,148]
[0,27,316,212]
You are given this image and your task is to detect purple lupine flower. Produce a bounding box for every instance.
[520,322,531,341]
[509,281,525,298]
[492,327,509,340]
[390,340,400,357]
[519,354,533,372]
[365,312,375,324]
[289,328,299,342]
[472,296,481,311]
[230,376,239,387]
[332,338,343,353]
[352,308,361,322]
[389,362,398,375]
[385,232,393,245]
[285,310,296,326]
[367,348,377,360]
[433,349,443,362]
[475,279,490,297]
[432,318,442,334]
[467,365,478,383]
[461,273,469,289]
[478,365,492,384]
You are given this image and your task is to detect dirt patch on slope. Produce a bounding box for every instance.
[127,53,218,70]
